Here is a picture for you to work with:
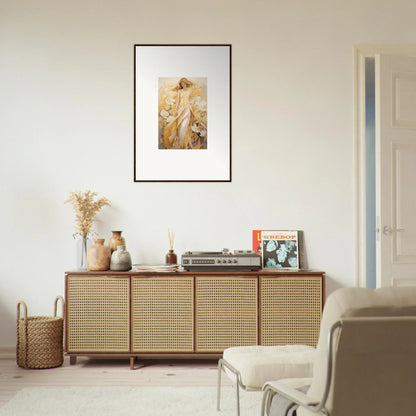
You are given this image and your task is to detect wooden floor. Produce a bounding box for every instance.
[0,348,232,407]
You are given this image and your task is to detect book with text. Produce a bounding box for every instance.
[252,230,302,269]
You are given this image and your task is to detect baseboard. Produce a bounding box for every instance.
[0,345,15,359]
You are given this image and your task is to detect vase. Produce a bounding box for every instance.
[110,245,132,271]
[108,231,126,253]
[165,249,177,265]
[76,237,93,270]
[87,239,111,271]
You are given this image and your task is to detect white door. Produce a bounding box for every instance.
[376,54,416,287]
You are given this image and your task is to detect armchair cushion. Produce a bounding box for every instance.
[223,345,315,389]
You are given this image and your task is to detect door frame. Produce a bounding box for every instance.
[354,44,416,288]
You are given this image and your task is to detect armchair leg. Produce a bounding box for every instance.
[217,358,241,416]
[217,359,223,411]
[235,381,240,416]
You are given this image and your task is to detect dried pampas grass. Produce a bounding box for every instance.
[65,190,111,239]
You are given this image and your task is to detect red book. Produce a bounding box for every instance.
[252,230,263,254]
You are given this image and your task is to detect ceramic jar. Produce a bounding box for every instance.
[108,231,126,253]
[110,245,132,271]
[165,250,177,265]
[86,239,111,271]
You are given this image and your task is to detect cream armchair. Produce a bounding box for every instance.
[261,286,416,416]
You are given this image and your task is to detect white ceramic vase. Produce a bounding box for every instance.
[110,245,132,271]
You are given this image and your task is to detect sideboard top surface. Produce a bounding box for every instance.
[65,270,325,277]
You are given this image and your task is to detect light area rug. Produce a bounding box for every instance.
[0,386,263,416]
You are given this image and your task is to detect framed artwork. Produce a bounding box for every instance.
[134,44,231,182]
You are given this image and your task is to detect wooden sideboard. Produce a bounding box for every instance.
[65,270,325,369]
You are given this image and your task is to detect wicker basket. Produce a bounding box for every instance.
[16,296,65,369]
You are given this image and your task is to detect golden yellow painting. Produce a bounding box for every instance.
[158,77,207,149]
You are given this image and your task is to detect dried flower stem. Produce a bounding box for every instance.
[65,190,111,239]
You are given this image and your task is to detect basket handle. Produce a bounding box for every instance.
[17,301,28,321]
[54,296,65,319]
[16,300,29,368]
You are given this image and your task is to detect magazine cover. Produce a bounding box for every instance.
[252,230,301,269]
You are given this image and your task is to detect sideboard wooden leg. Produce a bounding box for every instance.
[69,356,77,365]
[130,356,135,370]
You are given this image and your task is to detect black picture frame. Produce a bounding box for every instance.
[134,44,232,182]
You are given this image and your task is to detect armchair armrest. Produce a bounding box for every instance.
[261,321,344,416]
[264,379,317,406]
[264,377,313,391]
[261,378,327,416]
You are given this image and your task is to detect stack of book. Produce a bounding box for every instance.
[131,264,180,272]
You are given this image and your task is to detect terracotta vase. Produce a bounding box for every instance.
[110,245,132,271]
[108,231,126,253]
[87,239,111,271]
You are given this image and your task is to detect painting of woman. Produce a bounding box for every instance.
[158,77,207,149]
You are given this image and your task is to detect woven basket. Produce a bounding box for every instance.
[16,296,64,369]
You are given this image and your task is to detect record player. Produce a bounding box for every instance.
[181,248,261,271]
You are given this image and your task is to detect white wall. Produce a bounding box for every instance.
[1,0,416,345]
